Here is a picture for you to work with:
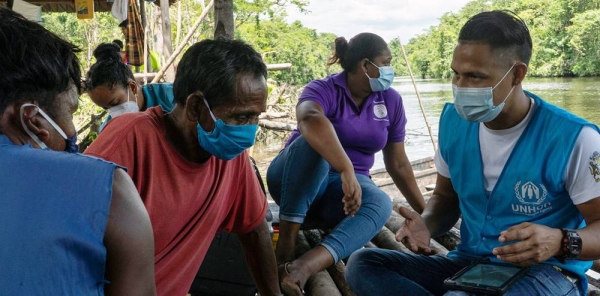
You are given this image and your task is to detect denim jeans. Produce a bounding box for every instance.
[346,248,583,296]
[266,136,392,263]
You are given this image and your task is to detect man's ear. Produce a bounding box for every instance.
[20,104,51,143]
[185,91,204,122]
[512,62,528,86]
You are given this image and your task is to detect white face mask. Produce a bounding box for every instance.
[453,63,516,122]
[107,87,139,118]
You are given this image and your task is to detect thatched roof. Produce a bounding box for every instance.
[0,0,112,12]
[0,0,174,13]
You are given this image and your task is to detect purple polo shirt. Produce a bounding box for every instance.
[286,71,407,176]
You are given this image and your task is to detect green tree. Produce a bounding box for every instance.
[568,9,600,75]
[237,19,337,85]
[42,12,122,71]
[404,0,600,78]
[388,38,409,77]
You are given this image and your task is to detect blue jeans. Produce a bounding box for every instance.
[266,136,392,263]
[346,248,583,296]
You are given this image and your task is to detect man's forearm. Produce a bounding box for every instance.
[422,194,461,238]
[238,220,281,296]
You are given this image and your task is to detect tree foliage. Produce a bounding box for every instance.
[42,12,123,71]
[238,20,338,85]
[404,0,600,78]
[39,0,600,86]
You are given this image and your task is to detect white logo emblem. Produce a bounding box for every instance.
[512,181,551,216]
[373,104,387,119]
[515,181,547,204]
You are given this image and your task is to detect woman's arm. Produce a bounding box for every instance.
[382,142,426,213]
[296,100,361,215]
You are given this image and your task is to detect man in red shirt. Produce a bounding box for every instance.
[85,38,281,296]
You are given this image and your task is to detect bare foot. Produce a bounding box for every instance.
[279,262,306,296]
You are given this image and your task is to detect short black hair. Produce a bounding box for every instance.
[173,38,267,107]
[458,10,533,65]
[328,33,389,72]
[85,43,133,91]
[112,39,124,50]
[0,8,81,118]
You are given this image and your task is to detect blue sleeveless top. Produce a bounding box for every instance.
[0,135,117,295]
[439,91,598,288]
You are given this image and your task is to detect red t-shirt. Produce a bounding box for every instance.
[85,107,267,296]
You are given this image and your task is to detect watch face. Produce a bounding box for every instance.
[566,230,582,257]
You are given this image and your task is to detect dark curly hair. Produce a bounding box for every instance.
[85,43,133,91]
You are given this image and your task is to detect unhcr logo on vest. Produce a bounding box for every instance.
[512,181,551,216]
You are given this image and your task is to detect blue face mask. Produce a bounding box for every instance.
[64,133,79,153]
[20,103,79,153]
[196,98,258,160]
[453,64,516,122]
[365,60,395,92]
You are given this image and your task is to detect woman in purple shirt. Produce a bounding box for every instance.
[266,32,426,295]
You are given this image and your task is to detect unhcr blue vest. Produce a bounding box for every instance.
[439,91,597,286]
[0,135,117,295]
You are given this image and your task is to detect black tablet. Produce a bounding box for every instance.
[443,262,529,295]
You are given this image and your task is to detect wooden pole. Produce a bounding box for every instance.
[151,0,214,83]
[397,37,437,152]
[295,231,341,296]
[159,0,175,80]
[175,0,182,46]
[214,0,233,39]
[139,0,146,30]
[371,227,411,253]
[327,261,356,296]
[258,119,295,132]
[266,63,292,71]
[142,0,149,84]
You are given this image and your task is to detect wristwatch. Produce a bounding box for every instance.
[555,228,582,264]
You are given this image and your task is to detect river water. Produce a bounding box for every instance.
[255,77,600,170]
[375,76,600,169]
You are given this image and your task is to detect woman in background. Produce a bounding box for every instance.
[266,32,426,294]
[85,42,174,130]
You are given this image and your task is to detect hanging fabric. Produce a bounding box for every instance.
[111,0,127,23]
[125,0,145,67]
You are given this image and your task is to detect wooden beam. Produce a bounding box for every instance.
[266,63,292,71]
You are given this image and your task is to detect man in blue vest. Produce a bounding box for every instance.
[345,10,600,296]
[0,8,156,295]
